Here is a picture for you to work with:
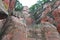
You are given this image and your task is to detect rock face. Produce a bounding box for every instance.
[27,22,60,40]
[1,16,27,40]
[1,16,60,40]
[26,17,33,25]
[52,8,60,33]
[0,20,4,31]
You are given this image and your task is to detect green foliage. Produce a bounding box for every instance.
[29,0,53,11]
[29,0,45,13]
[15,0,23,11]
[29,5,35,13]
